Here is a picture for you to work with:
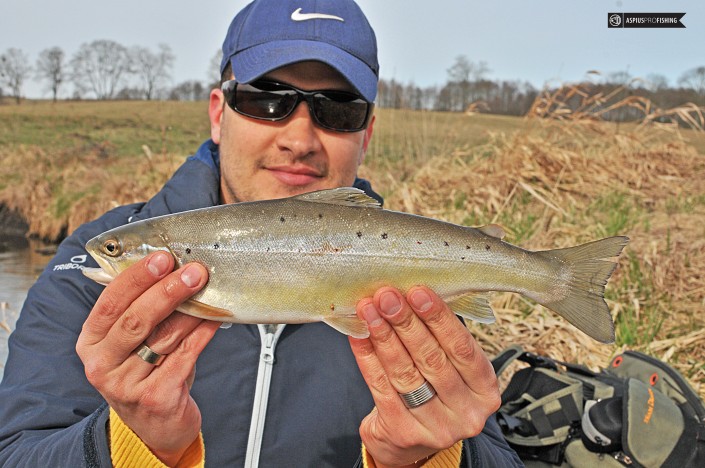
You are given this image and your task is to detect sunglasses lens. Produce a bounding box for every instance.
[224,81,371,132]
[234,84,297,120]
[313,92,370,131]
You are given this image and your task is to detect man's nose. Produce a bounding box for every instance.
[275,101,323,157]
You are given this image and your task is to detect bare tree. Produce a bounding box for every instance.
[645,73,669,92]
[0,48,32,104]
[169,80,206,101]
[678,66,705,96]
[70,40,132,99]
[131,44,175,100]
[208,49,222,89]
[35,47,66,102]
[447,55,491,111]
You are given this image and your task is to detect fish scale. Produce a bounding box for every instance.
[83,187,628,343]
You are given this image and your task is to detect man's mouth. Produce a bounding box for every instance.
[266,165,324,186]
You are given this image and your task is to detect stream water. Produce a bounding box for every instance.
[0,236,53,381]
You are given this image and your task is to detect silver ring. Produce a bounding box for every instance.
[399,380,436,408]
[136,343,166,366]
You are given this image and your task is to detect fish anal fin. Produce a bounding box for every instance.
[178,300,234,320]
[478,224,506,240]
[295,188,381,208]
[447,292,496,324]
[323,315,370,338]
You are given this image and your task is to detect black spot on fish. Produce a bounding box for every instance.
[280,216,285,223]
[444,241,449,247]
[461,256,466,260]
[417,241,423,245]
[466,245,471,249]
[185,248,191,254]
[381,233,388,239]
[356,231,363,238]
[485,244,491,250]
[318,213,323,219]
[214,243,219,249]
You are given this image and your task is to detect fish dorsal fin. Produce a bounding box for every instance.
[323,315,370,338]
[478,224,506,239]
[447,292,496,324]
[295,188,381,208]
[178,299,234,320]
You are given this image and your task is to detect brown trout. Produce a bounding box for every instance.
[83,188,628,342]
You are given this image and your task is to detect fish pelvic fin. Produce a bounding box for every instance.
[323,315,370,338]
[538,236,629,344]
[177,299,234,321]
[294,187,381,208]
[447,292,496,324]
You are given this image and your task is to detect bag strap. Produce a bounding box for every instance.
[492,345,559,377]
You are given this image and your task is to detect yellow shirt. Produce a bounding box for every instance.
[109,407,462,467]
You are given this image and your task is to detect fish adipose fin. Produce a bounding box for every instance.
[295,187,381,209]
[447,292,496,324]
[178,300,234,320]
[323,315,370,338]
[537,236,629,344]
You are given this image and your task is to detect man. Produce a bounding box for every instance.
[0,0,522,466]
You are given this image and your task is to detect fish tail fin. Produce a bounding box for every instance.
[537,236,629,343]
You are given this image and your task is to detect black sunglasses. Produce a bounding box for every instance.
[221,79,374,132]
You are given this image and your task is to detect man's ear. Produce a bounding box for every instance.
[359,114,375,165]
[209,87,226,144]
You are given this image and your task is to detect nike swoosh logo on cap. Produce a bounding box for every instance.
[291,8,344,22]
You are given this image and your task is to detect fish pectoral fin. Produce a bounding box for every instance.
[294,187,381,209]
[478,224,506,240]
[447,292,496,324]
[177,300,234,321]
[323,315,370,338]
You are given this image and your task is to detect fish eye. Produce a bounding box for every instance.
[102,239,122,257]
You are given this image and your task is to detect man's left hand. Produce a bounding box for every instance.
[349,286,501,467]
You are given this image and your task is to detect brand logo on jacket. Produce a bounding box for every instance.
[53,254,87,272]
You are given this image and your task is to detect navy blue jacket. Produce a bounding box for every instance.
[0,140,522,467]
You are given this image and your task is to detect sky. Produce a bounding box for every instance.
[1,0,702,99]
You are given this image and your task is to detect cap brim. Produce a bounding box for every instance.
[230,40,378,102]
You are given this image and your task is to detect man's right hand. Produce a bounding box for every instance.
[76,251,221,466]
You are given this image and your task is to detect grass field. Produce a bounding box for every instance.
[1,98,704,397]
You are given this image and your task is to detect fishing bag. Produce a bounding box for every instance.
[491,345,705,467]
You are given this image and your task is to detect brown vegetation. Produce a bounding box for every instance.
[1,88,704,397]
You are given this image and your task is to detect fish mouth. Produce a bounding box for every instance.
[82,266,115,285]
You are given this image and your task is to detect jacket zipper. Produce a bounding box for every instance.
[244,324,285,468]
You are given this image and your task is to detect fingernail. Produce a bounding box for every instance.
[147,252,169,277]
[379,291,401,316]
[409,289,433,312]
[361,303,383,327]
[181,264,203,288]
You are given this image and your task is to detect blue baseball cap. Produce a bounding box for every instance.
[220,0,379,102]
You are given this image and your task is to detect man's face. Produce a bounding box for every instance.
[209,61,375,204]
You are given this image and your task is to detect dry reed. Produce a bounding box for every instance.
[368,83,705,397]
